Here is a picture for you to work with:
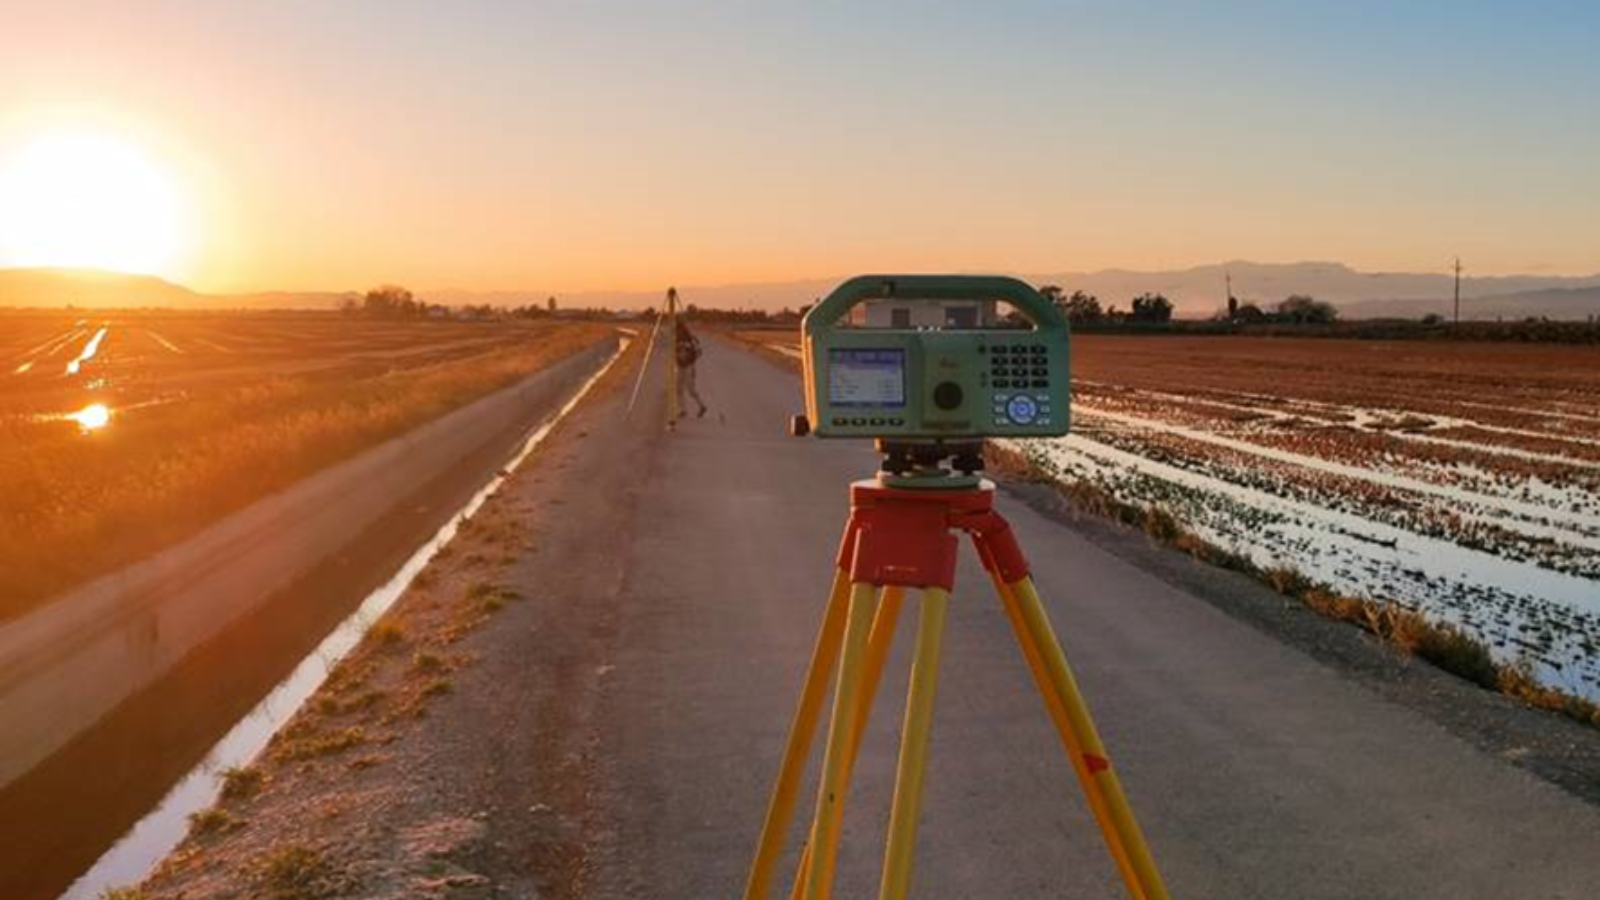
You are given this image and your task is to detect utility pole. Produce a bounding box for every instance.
[1453,257,1463,327]
[665,286,680,429]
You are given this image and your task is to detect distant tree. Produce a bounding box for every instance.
[362,284,419,318]
[338,295,360,315]
[1227,294,1239,320]
[1129,292,1174,323]
[1233,302,1267,324]
[1039,285,1065,306]
[1420,312,1446,326]
[547,296,558,313]
[1277,294,1338,324]
[1062,290,1103,325]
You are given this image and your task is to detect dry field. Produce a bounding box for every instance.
[0,310,611,619]
[1017,335,1600,698]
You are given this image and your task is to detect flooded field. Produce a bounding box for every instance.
[0,310,609,617]
[0,310,559,418]
[1011,335,1600,698]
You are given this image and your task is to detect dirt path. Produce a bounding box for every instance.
[137,337,1600,900]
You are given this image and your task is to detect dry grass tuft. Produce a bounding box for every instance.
[370,619,408,649]
[271,726,367,762]
[187,807,242,838]
[219,765,264,801]
[252,843,352,900]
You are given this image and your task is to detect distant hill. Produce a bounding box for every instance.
[1020,261,1600,320]
[1342,286,1600,322]
[0,268,350,310]
[0,268,202,308]
[7,262,1599,320]
[425,261,1600,320]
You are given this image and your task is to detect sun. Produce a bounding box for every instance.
[0,130,191,278]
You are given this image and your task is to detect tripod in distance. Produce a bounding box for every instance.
[740,454,1171,900]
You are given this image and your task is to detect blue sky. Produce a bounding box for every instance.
[2,0,1596,289]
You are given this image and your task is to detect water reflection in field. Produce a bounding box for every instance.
[1011,372,1600,699]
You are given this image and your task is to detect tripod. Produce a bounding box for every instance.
[741,450,1170,900]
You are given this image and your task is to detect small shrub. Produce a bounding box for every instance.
[1499,660,1600,727]
[1262,565,1314,599]
[414,651,445,674]
[188,806,240,837]
[254,843,349,900]
[98,887,147,900]
[348,754,384,771]
[370,619,407,649]
[219,765,263,801]
[272,726,367,762]
[1142,506,1184,542]
[422,677,453,697]
[1414,623,1499,688]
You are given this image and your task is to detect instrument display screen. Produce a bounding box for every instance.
[827,348,906,408]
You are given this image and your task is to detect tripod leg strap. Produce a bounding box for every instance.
[742,569,853,900]
[877,588,950,900]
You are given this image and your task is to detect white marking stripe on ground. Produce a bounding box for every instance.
[146,330,185,354]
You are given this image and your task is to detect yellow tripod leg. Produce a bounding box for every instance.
[788,586,905,900]
[743,569,853,900]
[1008,576,1170,900]
[877,587,949,900]
[988,572,1142,893]
[798,582,880,900]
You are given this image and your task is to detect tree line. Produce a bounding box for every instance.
[1038,285,1338,327]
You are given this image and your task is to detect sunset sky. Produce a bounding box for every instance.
[2,1,1597,294]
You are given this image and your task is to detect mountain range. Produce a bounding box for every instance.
[0,268,355,311]
[4,262,1599,320]
[417,261,1600,320]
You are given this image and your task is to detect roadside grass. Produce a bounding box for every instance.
[369,619,408,651]
[219,765,264,801]
[97,889,148,900]
[987,442,1600,731]
[252,843,352,900]
[187,807,242,839]
[0,322,610,621]
[466,580,520,614]
[271,726,367,763]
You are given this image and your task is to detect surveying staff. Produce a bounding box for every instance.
[675,317,709,419]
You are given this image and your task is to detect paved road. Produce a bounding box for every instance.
[581,337,1600,899]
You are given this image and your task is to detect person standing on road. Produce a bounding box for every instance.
[674,317,709,419]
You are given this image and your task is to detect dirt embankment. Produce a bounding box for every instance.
[129,338,654,900]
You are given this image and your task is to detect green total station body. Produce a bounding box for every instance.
[797,275,1071,440]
